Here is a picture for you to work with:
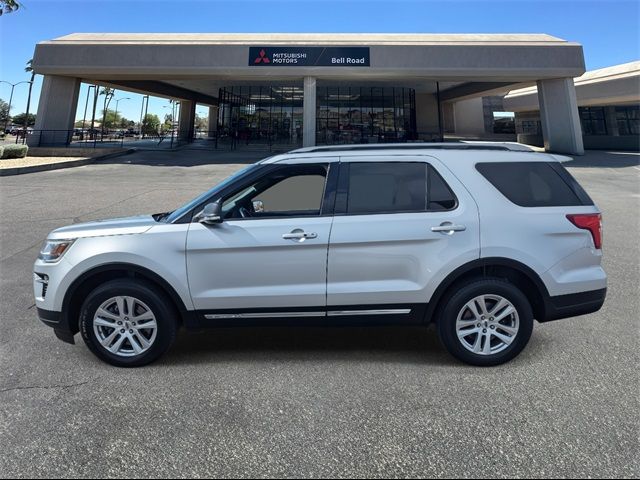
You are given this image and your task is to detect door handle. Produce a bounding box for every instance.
[282,229,318,242]
[431,222,466,235]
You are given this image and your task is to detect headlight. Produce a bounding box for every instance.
[38,239,75,263]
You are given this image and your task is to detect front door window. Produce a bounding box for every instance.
[221,164,328,219]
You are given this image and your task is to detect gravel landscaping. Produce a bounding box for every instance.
[0,155,89,169]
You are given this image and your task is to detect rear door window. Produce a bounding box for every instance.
[338,162,457,215]
[476,162,594,207]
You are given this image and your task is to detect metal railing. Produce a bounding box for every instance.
[5,129,186,150]
[198,129,446,153]
[2,128,514,152]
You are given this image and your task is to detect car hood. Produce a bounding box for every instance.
[48,215,157,240]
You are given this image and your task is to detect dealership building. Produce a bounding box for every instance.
[30,33,590,154]
[504,61,640,151]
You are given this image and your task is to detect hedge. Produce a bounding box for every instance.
[1,144,29,159]
[0,146,3,159]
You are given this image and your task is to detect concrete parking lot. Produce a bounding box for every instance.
[0,148,638,478]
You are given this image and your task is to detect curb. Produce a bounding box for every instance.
[0,148,137,176]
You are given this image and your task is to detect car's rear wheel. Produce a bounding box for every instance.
[79,279,178,367]
[437,278,533,366]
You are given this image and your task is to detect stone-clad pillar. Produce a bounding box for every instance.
[178,100,196,142]
[537,78,584,155]
[28,75,81,146]
[303,77,317,147]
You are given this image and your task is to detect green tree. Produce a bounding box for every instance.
[195,113,208,131]
[141,113,160,135]
[11,112,36,127]
[101,109,124,130]
[163,113,173,132]
[0,0,20,15]
[0,98,9,126]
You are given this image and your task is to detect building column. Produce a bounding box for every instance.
[208,105,218,138]
[28,75,81,146]
[303,77,316,147]
[178,100,196,142]
[537,78,584,155]
[604,106,619,136]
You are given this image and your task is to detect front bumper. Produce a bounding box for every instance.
[37,308,76,344]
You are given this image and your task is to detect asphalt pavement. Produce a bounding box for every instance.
[0,148,638,478]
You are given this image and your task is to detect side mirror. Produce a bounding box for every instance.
[196,202,222,225]
[252,200,265,213]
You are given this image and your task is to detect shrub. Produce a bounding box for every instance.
[0,146,3,159]
[1,144,28,159]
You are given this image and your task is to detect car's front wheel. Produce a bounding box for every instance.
[437,278,534,366]
[79,279,178,367]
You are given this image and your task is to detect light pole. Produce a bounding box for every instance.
[113,97,130,146]
[197,109,207,138]
[113,97,130,131]
[163,101,177,147]
[1,80,32,133]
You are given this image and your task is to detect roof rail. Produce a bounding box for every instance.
[289,142,535,154]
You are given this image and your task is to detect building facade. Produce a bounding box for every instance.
[504,61,640,151]
[30,33,587,154]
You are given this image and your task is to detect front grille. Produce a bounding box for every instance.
[42,282,48,298]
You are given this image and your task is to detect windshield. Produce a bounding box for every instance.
[163,164,260,223]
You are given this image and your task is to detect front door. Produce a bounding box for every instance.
[186,159,338,313]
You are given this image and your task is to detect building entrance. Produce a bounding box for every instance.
[217,84,417,148]
[316,86,416,144]
[217,86,304,148]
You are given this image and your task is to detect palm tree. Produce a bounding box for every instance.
[23,59,35,136]
[1,0,21,16]
[99,87,115,137]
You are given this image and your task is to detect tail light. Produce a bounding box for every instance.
[567,213,602,249]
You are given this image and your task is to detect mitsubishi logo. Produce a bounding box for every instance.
[254,49,270,64]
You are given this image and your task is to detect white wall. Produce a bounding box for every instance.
[415,93,440,134]
[452,97,485,135]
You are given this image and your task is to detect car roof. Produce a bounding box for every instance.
[263,143,571,164]
[289,141,536,154]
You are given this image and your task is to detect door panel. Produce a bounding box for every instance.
[327,156,480,307]
[186,158,338,312]
[187,217,332,310]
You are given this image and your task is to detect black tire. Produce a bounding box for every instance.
[79,278,178,367]
[437,278,534,366]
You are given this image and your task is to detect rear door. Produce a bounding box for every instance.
[326,156,480,319]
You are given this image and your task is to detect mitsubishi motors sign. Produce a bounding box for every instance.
[249,46,370,67]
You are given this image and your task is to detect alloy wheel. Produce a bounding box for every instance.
[92,296,158,357]
[455,294,520,356]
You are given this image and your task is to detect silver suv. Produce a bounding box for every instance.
[34,144,607,367]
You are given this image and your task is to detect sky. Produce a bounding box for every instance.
[0,0,638,123]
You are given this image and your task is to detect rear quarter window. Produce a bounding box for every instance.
[476,161,594,207]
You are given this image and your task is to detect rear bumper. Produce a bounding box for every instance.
[540,288,607,323]
[36,308,76,344]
